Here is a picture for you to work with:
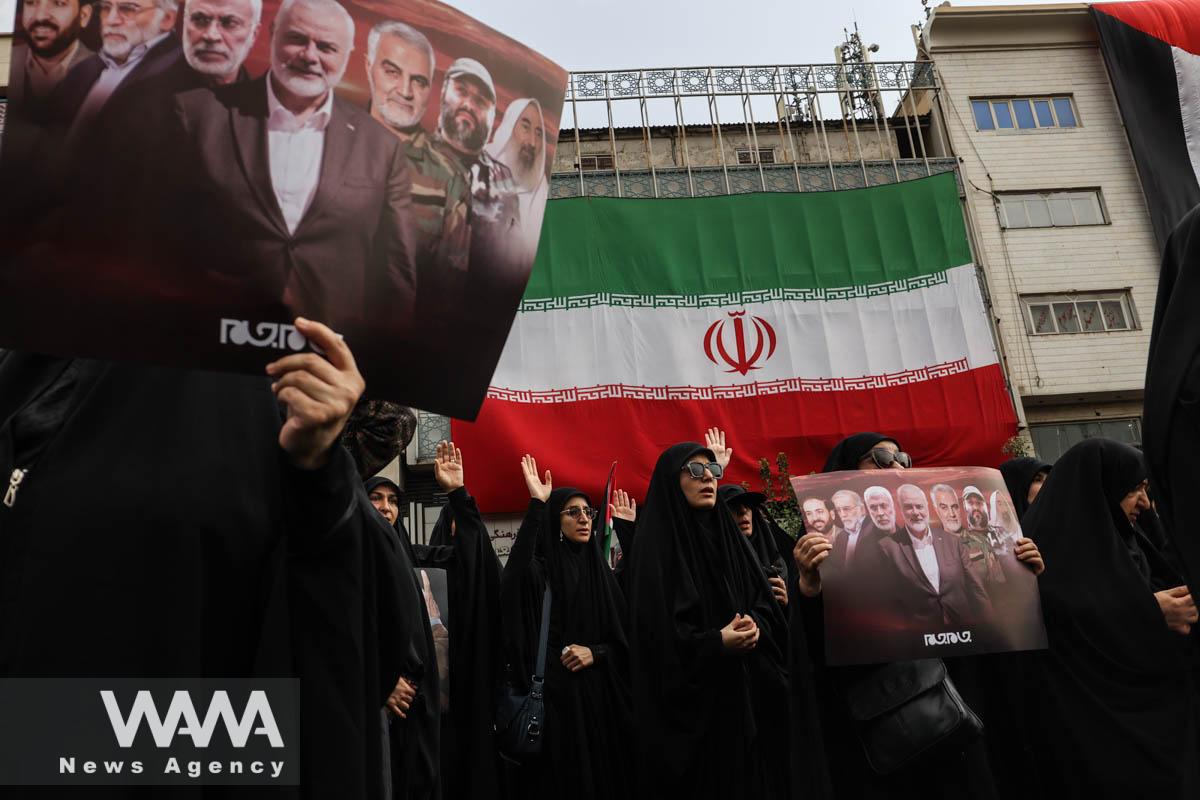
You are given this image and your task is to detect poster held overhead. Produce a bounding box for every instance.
[0,0,568,420]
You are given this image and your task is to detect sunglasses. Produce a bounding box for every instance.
[867,448,912,469]
[560,506,599,521]
[681,461,724,479]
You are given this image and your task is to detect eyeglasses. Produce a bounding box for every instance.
[868,448,912,469]
[98,1,155,18]
[681,461,724,479]
[560,506,598,521]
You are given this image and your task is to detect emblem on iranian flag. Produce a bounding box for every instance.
[703,311,777,375]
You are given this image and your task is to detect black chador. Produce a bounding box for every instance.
[397,487,503,800]
[1022,439,1199,799]
[0,352,430,799]
[999,456,1051,519]
[627,443,788,798]
[1146,205,1200,584]
[500,487,633,799]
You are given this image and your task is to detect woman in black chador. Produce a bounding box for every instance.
[999,456,1051,519]
[627,442,789,798]
[1022,439,1199,799]
[498,455,633,799]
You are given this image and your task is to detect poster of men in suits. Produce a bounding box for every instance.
[0,0,567,420]
[791,467,1048,665]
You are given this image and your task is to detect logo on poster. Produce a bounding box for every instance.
[923,631,974,647]
[219,320,308,352]
[703,311,777,375]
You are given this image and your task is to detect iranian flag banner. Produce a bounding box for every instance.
[1094,0,1200,245]
[453,173,1017,513]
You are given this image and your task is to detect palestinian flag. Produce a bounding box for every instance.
[453,173,1017,512]
[601,461,617,566]
[1094,0,1200,245]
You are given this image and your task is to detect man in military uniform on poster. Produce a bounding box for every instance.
[365,20,471,279]
[961,484,1007,589]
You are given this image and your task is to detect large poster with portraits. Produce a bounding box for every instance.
[791,467,1048,665]
[416,567,449,712]
[0,0,566,419]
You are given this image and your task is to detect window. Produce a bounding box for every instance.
[577,154,614,171]
[735,147,776,165]
[1030,418,1142,463]
[1021,290,1136,336]
[970,96,1079,131]
[998,190,1106,229]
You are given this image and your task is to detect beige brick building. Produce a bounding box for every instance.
[922,2,1156,459]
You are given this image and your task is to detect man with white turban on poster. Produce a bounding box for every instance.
[485,98,548,264]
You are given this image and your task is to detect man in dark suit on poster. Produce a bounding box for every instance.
[880,484,993,641]
[166,0,417,338]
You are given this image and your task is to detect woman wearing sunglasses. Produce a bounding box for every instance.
[627,442,789,798]
[498,455,633,799]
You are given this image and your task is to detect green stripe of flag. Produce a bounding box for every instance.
[525,172,969,301]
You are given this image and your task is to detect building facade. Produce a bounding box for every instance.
[922,2,1155,461]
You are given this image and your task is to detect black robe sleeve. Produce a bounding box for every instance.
[439,487,504,800]
[499,499,547,691]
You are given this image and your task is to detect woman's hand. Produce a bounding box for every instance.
[793,532,832,597]
[610,488,636,522]
[387,676,417,718]
[720,613,759,652]
[768,575,789,607]
[1014,538,1045,576]
[560,644,594,672]
[521,454,552,502]
[1155,585,1198,635]
[704,427,733,471]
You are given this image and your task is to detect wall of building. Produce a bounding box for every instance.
[928,8,1159,415]
[551,124,901,173]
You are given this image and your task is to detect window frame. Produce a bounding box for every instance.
[734,146,776,165]
[1019,290,1138,336]
[996,189,1108,230]
[970,95,1080,132]
[1029,418,1142,463]
[577,153,615,171]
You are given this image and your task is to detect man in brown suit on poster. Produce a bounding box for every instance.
[166,0,417,338]
[880,484,993,639]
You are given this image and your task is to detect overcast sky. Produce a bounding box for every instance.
[1,1,1127,62]
[440,0,1098,72]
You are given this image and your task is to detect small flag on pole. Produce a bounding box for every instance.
[602,461,618,567]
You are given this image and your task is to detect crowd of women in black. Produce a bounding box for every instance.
[366,425,1200,800]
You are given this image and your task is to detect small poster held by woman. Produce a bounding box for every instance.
[791,467,1049,665]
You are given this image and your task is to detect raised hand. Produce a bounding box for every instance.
[267,318,365,470]
[705,427,733,471]
[610,488,637,522]
[434,440,465,492]
[521,454,552,502]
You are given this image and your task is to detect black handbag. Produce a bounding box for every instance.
[844,658,983,775]
[494,587,552,763]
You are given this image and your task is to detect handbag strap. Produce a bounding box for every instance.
[532,586,552,683]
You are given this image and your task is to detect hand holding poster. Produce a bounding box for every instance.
[0,0,567,419]
[791,467,1048,665]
